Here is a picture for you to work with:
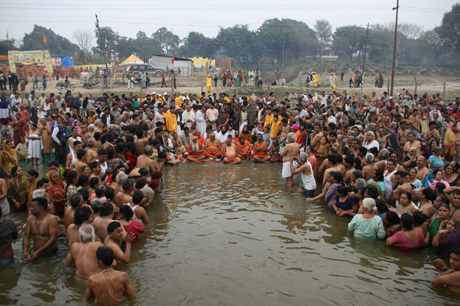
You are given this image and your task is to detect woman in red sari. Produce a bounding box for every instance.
[124,142,137,172]
[48,170,66,217]
[13,113,27,146]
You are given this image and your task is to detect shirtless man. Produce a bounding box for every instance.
[92,203,115,241]
[203,133,222,159]
[280,132,300,187]
[74,149,88,177]
[86,140,99,165]
[361,153,375,181]
[322,154,345,186]
[279,118,291,142]
[311,124,324,151]
[114,179,134,207]
[270,139,281,162]
[22,197,58,261]
[85,246,136,305]
[443,189,460,222]
[403,132,421,157]
[134,129,150,156]
[416,156,431,181]
[67,206,93,248]
[66,141,83,170]
[222,136,241,164]
[151,152,166,193]
[104,221,135,264]
[64,193,84,229]
[343,156,357,185]
[0,208,18,264]
[397,121,410,161]
[0,177,8,216]
[133,145,156,176]
[433,247,460,295]
[65,224,104,280]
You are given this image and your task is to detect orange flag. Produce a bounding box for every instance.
[74,51,77,56]
[43,34,47,44]
[6,31,9,40]
[116,55,120,62]
[171,57,175,64]
[105,50,108,57]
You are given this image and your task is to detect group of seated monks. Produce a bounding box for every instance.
[186,132,273,164]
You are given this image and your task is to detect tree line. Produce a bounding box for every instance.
[1,4,459,67]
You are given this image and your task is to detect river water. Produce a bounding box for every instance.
[1,162,459,305]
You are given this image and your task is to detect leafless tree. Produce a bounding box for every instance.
[72,29,94,53]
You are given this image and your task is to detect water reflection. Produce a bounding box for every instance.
[1,163,459,305]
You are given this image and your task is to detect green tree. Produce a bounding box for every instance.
[413,30,445,63]
[215,25,256,63]
[435,4,460,56]
[314,19,332,65]
[22,25,80,55]
[0,39,18,55]
[152,27,180,55]
[178,32,215,58]
[92,26,120,57]
[332,26,366,61]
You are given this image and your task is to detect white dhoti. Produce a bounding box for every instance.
[282,161,292,178]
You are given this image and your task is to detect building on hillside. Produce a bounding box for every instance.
[149,54,193,76]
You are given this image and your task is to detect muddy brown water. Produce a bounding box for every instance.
[1,162,459,305]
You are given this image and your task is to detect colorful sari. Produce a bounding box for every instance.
[48,170,66,216]
[1,140,18,183]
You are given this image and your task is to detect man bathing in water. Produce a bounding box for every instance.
[22,197,59,261]
[85,246,136,305]
[281,132,299,187]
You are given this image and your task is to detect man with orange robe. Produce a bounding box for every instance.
[203,133,222,159]
[253,134,270,163]
[236,137,252,160]
[187,136,206,162]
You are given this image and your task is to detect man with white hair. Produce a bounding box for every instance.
[65,223,104,280]
[289,152,316,196]
[281,132,300,187]
[362,131,379,150]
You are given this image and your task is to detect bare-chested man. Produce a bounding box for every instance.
[67,206,94,248]
[114,179,134,207]
[397,121,410,161]
[134,129,150,156]
[92,202,114,241]
[133,145,156,176]
[269,139,281,162]
[104,221,135,264]
[74,149,88,177]
[64,193,84,229]
[361,153,375,181]
[311,124,324,151]
[322,154,345,186]
[85,246,136,305]
[222,136,241,164]
[22,197,58,261]
[86,140,99,165]
[433,247,460,295]
[279,118,291,142]
[375,148,390,172]
[416,156,431,181]
[281,132,300,187]
[343,156,357,185]
[65,224,104,280]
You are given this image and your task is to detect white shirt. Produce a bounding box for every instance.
[363,140,380,151]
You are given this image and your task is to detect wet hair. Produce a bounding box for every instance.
[79,224,95,242]
[328,154,339,166]
[119,205,134,222]
[91,198,103,213]
[107,221,121,234]
[49,160,60,168]
[65,170,78,195]
[98,149,107,156]
[122,179,134,191]
[78,188,89,202]
[74,206,92,226]
[95,185,105,198]
[401,214,414,230]
[452,247,460,256]
[135,178,147,189]
[27,169,39,178]
[330,171,343,184]
[139,167,150,177]
[144,145,153,156]
[435,182,446,194]
[90,177,100,189]
[11,166,19,176]
[99,202,114,217]
[412,211,427,226]
[76,149,86,160]
[104,187,114,201]
[32,197,48,211]
[70,193,83,208]
[90,161,100,171]
[354,178,367,190]
[362,198,377,213]
[385,211,401,226]
[337,186,348,196]
[77,175,89,188]
[158,151,167,159]
[366,187,379,199]
[421,187,437,202]
[133,190,144,204]
[400,191,413,202]
[96,246,115,266]
[375,199,389,214]
[352,170,363,180]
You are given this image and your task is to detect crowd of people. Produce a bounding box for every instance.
[1,84,460,303]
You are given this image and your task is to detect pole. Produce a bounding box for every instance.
[443,82,446,100]
[95,14,109,72]
[390,0,399,96]
[414,77,417,94]
[361,23,369,94]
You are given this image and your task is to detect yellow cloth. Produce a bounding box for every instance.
[175,97,183,107]
[313,74,318,88]
[264,114,274,127]
[206,76,212,93]
[332,74,337,89]
[1,140,18,182]
[270,120,282,139]
[164,111,177,133]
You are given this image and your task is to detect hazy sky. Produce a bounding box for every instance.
[0,0,457,45]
